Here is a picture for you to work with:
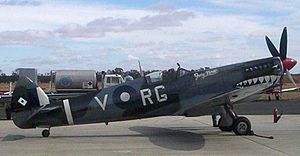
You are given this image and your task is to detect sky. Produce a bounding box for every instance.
[0,0,300,74]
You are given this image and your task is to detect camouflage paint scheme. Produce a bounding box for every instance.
[11,57,283,130]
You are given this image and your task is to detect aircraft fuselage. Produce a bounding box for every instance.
[12,57,283,129]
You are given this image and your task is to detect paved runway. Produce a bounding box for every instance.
[1,115,300,156]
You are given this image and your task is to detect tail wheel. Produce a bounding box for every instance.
[233,117,251,135]
[218,117,233,132]
[42,129,50,137]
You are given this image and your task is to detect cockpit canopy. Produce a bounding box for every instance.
[177,68,190,78]
[146,71,162,84]
[145,67,191,84]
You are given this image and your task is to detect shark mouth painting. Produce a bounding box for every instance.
[236,75,281,89]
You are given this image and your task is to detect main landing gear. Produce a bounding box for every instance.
[218,105,252,135]
[42,128,50,137]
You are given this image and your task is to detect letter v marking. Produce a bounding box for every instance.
[94,95,108,111]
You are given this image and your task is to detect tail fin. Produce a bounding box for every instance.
[11,76,50,129]
[11,76,50,113]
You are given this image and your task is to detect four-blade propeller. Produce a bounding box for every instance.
[265,27,298,94]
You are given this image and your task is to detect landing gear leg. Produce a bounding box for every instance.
[212,113,218,127]
[42,128,50,137]
[218,104,252,135]
[218,104,236,132]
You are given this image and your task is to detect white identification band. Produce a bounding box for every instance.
[63,99,74,125]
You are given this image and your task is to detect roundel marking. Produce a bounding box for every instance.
[113,85,138,109]
[120,92,130,102]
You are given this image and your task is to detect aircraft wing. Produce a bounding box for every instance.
[281,87,300,93]
[265,87,300,94]
[182,83,271,117]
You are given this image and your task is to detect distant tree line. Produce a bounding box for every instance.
[0,67,179,83]
[0,67,298,83]
[0,72,18,83]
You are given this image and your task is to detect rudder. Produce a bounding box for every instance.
[11,76,49,112]
[11,76,50,129]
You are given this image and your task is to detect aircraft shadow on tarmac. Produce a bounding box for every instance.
[129,126,206,151]
[2,135,26,141]
[2,126,207,151]
[1,133,146,141]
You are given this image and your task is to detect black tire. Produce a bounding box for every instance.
[218,117,233,132]
[232,117,251,135]
[42,129,50,137]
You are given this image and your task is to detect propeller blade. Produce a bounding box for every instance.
[286,69,297,87]
[280,27,287,60]
[265,36,280,57]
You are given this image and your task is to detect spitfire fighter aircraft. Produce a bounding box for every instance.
[10,27,297,137]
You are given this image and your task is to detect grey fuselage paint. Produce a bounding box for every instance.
[12,57,283,129]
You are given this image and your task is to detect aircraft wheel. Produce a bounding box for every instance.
[232,117,251,135]
[218,118,232,132]
[42,129,50,137]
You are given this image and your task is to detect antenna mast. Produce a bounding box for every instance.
[138,60,144,77]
